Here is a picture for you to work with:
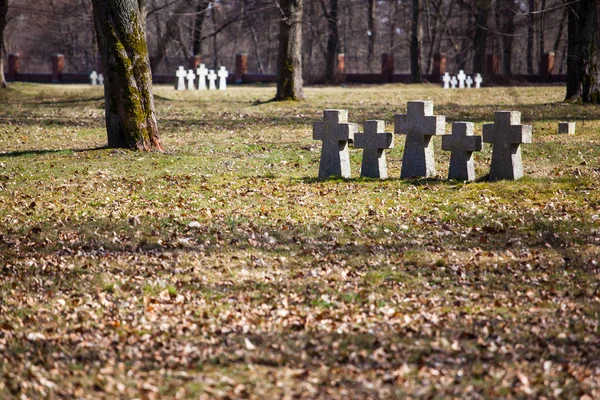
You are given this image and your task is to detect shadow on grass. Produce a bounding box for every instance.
[0,145,109,158]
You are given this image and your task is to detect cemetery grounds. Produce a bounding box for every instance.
[0,82,599,399]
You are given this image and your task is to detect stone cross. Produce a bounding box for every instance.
[558,122,576,135]
[186,69,196,90]
[474,73,483,88]
[196,64,208,90]
[176,66,186,91]
[207,69,217,90]
[98,74,104,85]
[442,72,451,89]
[90,71,98,85]
[217,66,229,90]
[450,76,458,89]
[483,111,532,181]
[313,110,359,179]
[466,76,473,88]
[354,120,394,179]
[457,70,466,88]
[395,101,446,179]
[442,122,482,181]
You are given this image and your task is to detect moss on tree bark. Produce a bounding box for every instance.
[275,0,304,101]
[91,0,163,150]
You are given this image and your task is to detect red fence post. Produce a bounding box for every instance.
[432,53,446,82]
[381,53,395,82]
[52,54,64,83]
[540,52,555,81]
[486,54,499,78]
[235,53,247,83]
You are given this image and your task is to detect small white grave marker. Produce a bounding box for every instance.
[450,76,458,89]
[474,73,483,88]
[442,72,451,89]
[457,70,466,89]
[98,74,104,85]
[90,71,98,85]
[196,64,208,90]
[207,69,217,90]
[217,66,229,90]
[466,76,473,88]
[175,66,186,91]
[186,69,196,90]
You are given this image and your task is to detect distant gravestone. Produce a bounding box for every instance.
[176,66,186,91]
[442,73,451,89]
[207,69,217,90]
[558,122,576,135]
[354,120,394,179]
[450,76,458,89]
[466,76,473,88]
[186,69,196,90]
[217,66,229,90]
[90,71,98,85]
[196,64,208,90]
[97,74,104,85]
[457,70,466,89]
[313,109,358,179]
[483,111,532,181]
[395,101,445,179]
[442,121,482,181]
[474,73,483,88]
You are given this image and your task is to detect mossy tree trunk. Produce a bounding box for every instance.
[91,0,163,150]
[566,0,600,103]
[275,0,304,101]
[0,0,8,89]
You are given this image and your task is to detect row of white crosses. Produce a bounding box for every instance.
[176,64,229,91]
[442,71,482,89]
[90,71,104,85]
[313,101,532,181]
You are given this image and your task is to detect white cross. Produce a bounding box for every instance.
[90,71,98,85]
[457,70,466,89]
[466,76,473,88]
[98,74,104,85]
[186,69,196,90]
[450,76,458,89]
[474,73,483,88]
[207,69,217,90]
[175,66,187,91]
[217,66,229,90]
[196,64,208,90]
[442,72,451,89]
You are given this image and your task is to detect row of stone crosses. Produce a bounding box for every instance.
[176,64,229,91]
[442,71,482,89]
[313,100,532,182]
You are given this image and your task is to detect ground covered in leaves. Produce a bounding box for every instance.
[0,83,599,399]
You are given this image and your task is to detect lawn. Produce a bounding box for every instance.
[0,82,599,399]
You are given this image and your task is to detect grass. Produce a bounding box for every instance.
[0,82,599,399]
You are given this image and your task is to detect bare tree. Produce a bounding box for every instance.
[566,0,600,102]
[322,0,340,83]
[410,0,422,82]
[275,0,303,100]
[91,0,163,150]
[0,0,8,88]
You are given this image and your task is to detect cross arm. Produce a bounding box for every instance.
[313,122,324,141]
[510,124,533,144]
[424,115,446,136]
[482,124,495,144]
[335,123,358,141]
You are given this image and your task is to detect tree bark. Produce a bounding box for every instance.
[275,0,304,100]
[526,0,535,74]
[192,1,210,57]
[410,0,422,82]
[91,0,163,151]
[323,0,340,83]
[366,0,376,71]
[472,0,490,75]
[500,0,514,75]
[566,0,600,103]
[0,0,7,88]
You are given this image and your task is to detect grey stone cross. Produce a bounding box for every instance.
[354,120,394,179]
[442,122,482,181]
[313,110,359,179]
[483,111,532,181]
[395,101,446,179]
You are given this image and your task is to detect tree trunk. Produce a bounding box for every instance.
[192,0,210,57]
[500,0,514,75]
[149,0,192,71]
[472,0,490,75]
[324,0,340,83]
[0,0,7,88]
[527,0,535,74]
[366,0,376,71]
[276,0,304,100]
[410,0,422,82]
[566,0,600,103]
[91,0,163,151]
